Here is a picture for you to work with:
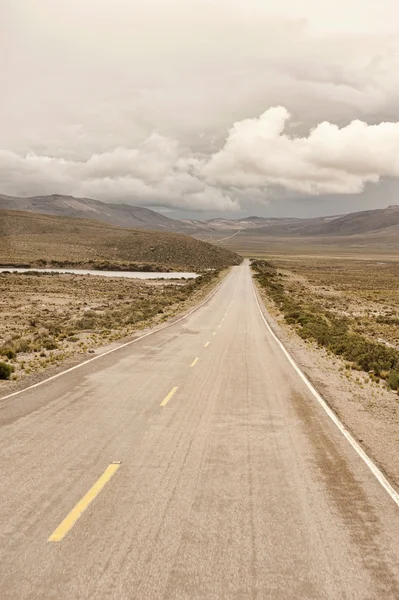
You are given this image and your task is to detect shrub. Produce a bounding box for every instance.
[14,338,32,353]
[252,259,399,389]
[66,335,79,342]
[41,337,58,350]
[0,362,14,380]
[1,346,16,360]
[387,371,399,391]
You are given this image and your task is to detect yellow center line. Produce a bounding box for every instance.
[48,462,121,542]
[204,341,210,348]
[213,331,216,336]
[190,357,199,367]
[160,386,178,407]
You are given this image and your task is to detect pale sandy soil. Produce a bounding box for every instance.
[256,283,399,490]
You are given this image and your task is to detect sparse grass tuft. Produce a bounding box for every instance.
[0,361,14,380]
[0,268,225,382]
[252,259,399,391]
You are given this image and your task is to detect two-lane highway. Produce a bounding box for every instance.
[0,263,398,598]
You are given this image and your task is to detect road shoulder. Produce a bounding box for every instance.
[253,279,399,491]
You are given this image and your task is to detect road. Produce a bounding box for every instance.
[214,229,242,243]
[0,263,398,599]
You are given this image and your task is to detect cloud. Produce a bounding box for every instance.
[3,107,399,209]
[0,135,238,211]
[202,107,399,195]
[3,0,399,155]
[2,1,399,213]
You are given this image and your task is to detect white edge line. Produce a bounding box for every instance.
[0,274,230,402]
[252,280,399,508]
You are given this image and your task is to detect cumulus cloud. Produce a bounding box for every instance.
[0,134,239,211]
[203,107,399,195]
[2,0,399,213]
[3,108,399,210]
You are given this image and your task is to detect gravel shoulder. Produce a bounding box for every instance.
[255,281,399,491]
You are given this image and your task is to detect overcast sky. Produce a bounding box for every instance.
[2,0,399,217]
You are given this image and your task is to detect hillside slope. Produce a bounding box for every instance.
[298,205,399,236]
[0,193,202,235]
[231,206,399,238]
[0,210,241,271]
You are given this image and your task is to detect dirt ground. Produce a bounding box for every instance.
[276,258,399,348]
[254,259,399,490]
[0,270,223,392]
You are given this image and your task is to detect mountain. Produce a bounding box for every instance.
[201,206,399,238]
[0,193,202,235]
[296,205,399,237]
[0,209,241,271]
[239,205,399,237]
[2,193,399,240]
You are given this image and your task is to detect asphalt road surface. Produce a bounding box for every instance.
[1,263,398,599]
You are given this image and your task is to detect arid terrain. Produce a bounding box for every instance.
[0,209,240,271]
[0,269,224,387]
[252,255,399,487]
[253,257,399,361]
[0,208,241,386]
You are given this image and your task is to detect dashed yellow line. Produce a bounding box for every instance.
[204,341,210,348]
[48,462,121,542]
[160,386,178,407]
[190,357,199,367]
[213,331,216,336]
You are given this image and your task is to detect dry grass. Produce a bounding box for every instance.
[252,257,399,392]
[274,259,399,348]
[214,234,399,259]
[0,270,222,382]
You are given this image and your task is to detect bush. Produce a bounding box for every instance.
[14,338,32,353]
[66,335,79,342]
[41,337,58,350]
[0,362,14,380]
[252,259,399,388]
[387,371,399,391]
[1,346,16,360]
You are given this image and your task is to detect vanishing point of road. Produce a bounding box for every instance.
[0,263,398,599]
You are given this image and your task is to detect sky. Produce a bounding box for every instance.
[2,0,399,218]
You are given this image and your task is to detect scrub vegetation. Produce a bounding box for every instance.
[0,269,222,382]
[0,209,241,272]
[252,258,399,393]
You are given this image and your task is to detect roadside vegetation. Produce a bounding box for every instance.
[252,259,399,393]
[0,270,222,382]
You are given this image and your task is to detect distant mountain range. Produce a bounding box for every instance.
[205,207,399,237]
[1,193,399,239]
[0,193,202,235]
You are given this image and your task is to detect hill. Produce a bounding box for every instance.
[0,193,202,235]
[240,205,399,237]
[0,210,241,271]
[203,206,399,239]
